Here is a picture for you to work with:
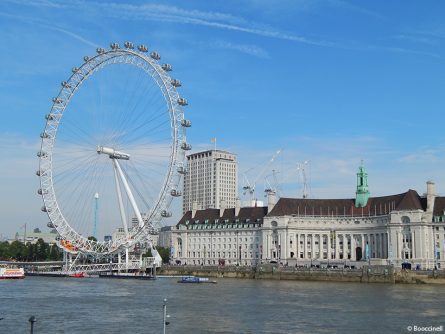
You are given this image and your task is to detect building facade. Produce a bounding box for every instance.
[172,166,445,269]
[182,150,237,213]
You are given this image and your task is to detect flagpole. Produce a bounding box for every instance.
[23,223,27,244]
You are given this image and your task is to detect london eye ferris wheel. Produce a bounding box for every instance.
[37,41,191,255]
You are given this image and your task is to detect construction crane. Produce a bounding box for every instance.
[264,169,281,197]
[296,161,310,199]
[242,149,282,204]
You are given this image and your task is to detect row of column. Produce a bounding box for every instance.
[276,232,388,261]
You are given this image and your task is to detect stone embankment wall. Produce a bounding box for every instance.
[161,265,445,284]
[160,265,396,283]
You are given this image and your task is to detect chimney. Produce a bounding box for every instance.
[426,180,436,213]
[235,197,241,216]
[220,199,227,217]
[267,190,276,214]
[192,201,199,219]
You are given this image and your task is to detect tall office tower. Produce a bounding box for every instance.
[183,150,238,213]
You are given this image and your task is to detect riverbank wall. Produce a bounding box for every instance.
[160,265,445,284]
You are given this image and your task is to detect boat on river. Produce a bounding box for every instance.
[69,272,85,278]
[178,276,217,284]
[0,267,25,279]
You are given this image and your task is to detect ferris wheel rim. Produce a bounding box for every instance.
[37,43,190,255]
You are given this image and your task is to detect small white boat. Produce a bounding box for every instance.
[178,276,217,284]
[0,267,25,279]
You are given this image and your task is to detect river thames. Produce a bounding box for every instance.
[1,276,444,333]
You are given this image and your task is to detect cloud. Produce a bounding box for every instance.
[0,11,98,48]
[326,0,386,20]
[208,41,270,59]
[3,0,337,48]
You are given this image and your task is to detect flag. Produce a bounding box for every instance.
[211,137,216,144]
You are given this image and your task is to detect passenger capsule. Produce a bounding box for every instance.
[161,210,172,218]
[41,206,49,212]
[36,170,41,176]
[177,166,188,175]
[124,41,134,49]
[40,132,49,139]
[37,188,48,195]
[177,98,188,106]
[170,189,182,197]
[47,222,54,228]
[84,56,90,62]
[171,79,181,87]
[150,51,160,60]
[137,44,148,52]
[37,151,47,158]
[180,142,192,151]
[72,67,79,73]
[181,119,191,127]
[61,81,71,88]
[45,114,54,121]
[162,64,172,71]
[110,42,120,50]
[96,47,105,54]
[52,97,62,104]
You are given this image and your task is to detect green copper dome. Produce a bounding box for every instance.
[355,162,369,208]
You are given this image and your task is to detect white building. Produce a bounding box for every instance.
[158,226,173,248]
[172,165,445,270]
[183,150,237,213]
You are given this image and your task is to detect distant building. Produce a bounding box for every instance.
[183,150,237,213]
[171,164,445,270]
[112,212,159,247]
[158,226,173,248]
[13,228,58,245]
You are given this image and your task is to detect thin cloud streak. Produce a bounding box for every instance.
[0,11,98,48]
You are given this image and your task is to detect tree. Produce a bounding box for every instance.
[48,244,62,261]
[35,238,48,261]
[143,246,171,264]
[0,241,9,260]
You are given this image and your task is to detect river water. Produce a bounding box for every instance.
[1,276,444,333]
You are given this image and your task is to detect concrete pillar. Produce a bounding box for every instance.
[311,234,315,259]
[361,234,365,260]
[335,234,340,260]
[303,234,307,259]
[351,234,356,261]
[326,233,331,260]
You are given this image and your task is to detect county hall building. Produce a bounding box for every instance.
[171,165,445,270]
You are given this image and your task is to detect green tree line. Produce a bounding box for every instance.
[0,239,62,261]
[143,246,171,264]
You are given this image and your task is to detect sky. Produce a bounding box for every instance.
[0,0,444,239]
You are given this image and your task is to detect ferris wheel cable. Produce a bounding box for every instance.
[111,94,166,145]
[52,153,99,177]
[122,130,171,149]
[121,103,168,139]
[123,116,171,143]
[108,68,160,141]
[124,110,170,138]
[123,165,154,215]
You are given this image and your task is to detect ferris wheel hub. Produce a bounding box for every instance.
[96,146,130,160]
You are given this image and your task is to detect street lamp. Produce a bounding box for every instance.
[29,316,37,334]
[163,299,170,334]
